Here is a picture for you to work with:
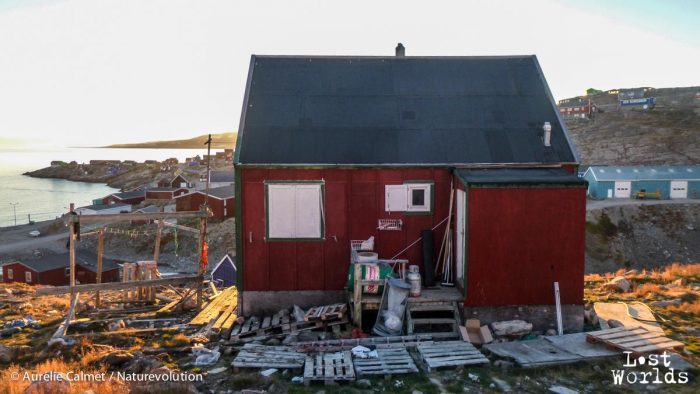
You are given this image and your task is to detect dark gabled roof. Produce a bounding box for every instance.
[202,185,235,200]
[455,168,586,186]
[10,250,120,273]
[209,170,235,183]
[236,55,578,166]
[111,190,145,200]
[78,203,130,211]
[148,187,186,192]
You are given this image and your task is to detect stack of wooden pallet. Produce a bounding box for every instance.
[189,286,238,338]
[304,303,348,322]
[586,326,684,355]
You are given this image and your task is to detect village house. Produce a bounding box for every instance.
[557,98,597,119]
[2,250,120,286]
[102,190,146,205]
[145,187,189,200]
[175,185,234,220]
[233,47,587,331]
[197,170,235,189]
[75,203,132,215]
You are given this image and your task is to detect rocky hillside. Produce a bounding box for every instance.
[565,86,700,165]
[586,203,700,273]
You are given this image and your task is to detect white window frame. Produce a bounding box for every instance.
[7,268,13,280]
[385,182,433,213]
[266,182,324,240]
[407,184,432,212]
[25,271,32,283]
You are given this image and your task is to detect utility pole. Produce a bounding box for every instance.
[197,134,212,310]
[9,202,18,226]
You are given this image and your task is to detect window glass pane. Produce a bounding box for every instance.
[412,188,425,206]
[295,185,322,238]
[268,185,296,238]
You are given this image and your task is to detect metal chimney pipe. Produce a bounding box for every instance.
[395,43,405,57]
[543,122,552,147]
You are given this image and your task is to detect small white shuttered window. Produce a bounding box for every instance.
[385,183,432,213]
[267,183,323,239]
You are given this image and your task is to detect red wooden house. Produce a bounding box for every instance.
[146,187,189,200]
[234,49,587,330]
[174,185,234,220]
[2,251,120,286]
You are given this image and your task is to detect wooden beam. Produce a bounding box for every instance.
[52,292,79,338]
[197,217,206,310]
[69,203,75,293]
[153,217,165,264]
[65,210,210,224]
[36,275,201,296]
[96,228,104,308]
[156,220,199,234]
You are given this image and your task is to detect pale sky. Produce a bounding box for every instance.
[0,0,698,147]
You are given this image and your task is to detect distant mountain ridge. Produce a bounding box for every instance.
[104,132,236,149]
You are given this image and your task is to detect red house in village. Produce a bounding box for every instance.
[146,187,189,200]
[175,185,234,220]
[2,250,120,286]
[234,49,587,330]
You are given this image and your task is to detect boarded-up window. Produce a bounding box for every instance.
[267,183,323,239]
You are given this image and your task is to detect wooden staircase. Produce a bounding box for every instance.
[406,301,461,339]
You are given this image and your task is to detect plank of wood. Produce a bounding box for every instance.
[52,292,80,338]
[37,275,201,296]
[69,210,209,224]
[632,341,684,353]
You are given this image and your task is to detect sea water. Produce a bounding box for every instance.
[0,147,218,227]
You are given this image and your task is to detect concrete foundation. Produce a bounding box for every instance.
[462,304,584,333]
[241,290,347,316]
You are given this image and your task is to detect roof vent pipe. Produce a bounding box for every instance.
[543,122,552,147]
[395,43,405,57]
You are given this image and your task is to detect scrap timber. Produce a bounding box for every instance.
[353,348,419,376]
[417,341,489,371]
[586,326,684,355]
[303,351,356,385]
[36,275,201,296]
[232,343,306,371]
[189,286,238,334]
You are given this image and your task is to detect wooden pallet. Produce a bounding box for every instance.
[189,287,237,326]
[353,348,418,376]
[231,343,306,371]
[586,326,684,355]
[303,351,355,385]
[417,341,489,372]
[406,302,461,339]
[228,314,339,343]
[305,303,348,322]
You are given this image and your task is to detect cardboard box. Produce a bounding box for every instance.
[462,319,493,344]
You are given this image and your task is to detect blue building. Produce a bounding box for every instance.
[583,166,700,199]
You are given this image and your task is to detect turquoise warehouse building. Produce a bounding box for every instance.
[583,166,700,199]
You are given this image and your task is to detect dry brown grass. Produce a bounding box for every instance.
[667,300,700,316]
[660,263,700,282]
[632,283,666,298]
[0,352,128,394]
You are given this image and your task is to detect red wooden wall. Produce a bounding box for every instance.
[464,187,586,306]
[240,168,452,292]
[2,264,119,286]
[176,193,234,220]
